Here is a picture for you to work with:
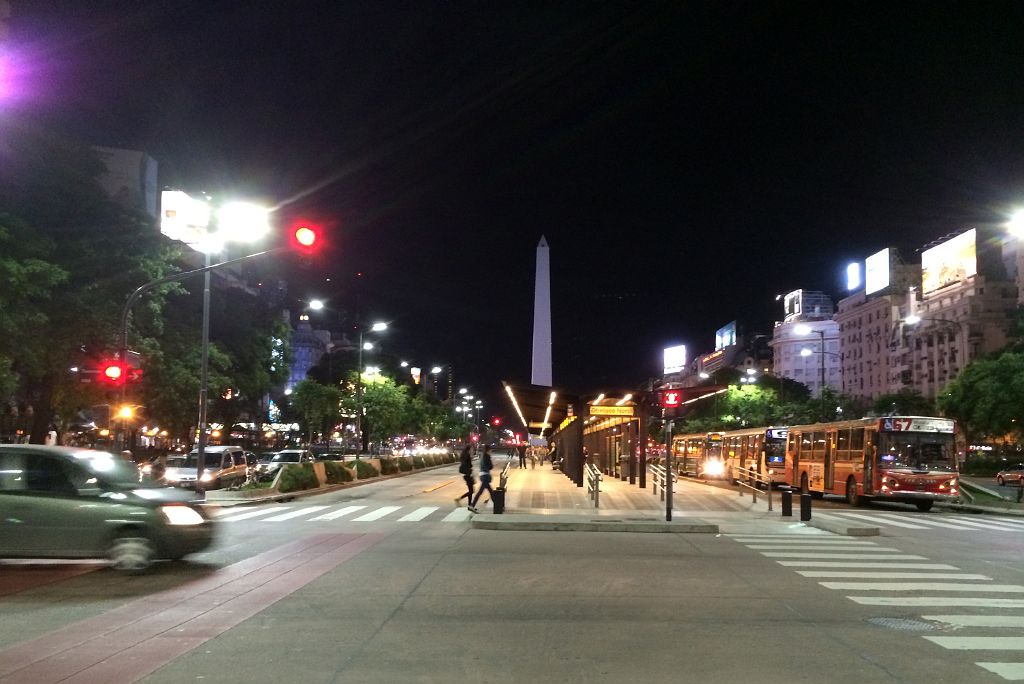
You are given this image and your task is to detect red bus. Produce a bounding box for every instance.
[785,416,959,512]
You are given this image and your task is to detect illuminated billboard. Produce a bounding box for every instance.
[846,262,861,291]
[160,191,210,249]
[663,345,687,374]
[715,321,737,350]
[921,229,977,295]
[864,248,891,295]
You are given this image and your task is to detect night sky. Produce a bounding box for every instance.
[9,1,1024,411]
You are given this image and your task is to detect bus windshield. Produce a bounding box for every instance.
[876,433,956,473]
[764,438,786,465]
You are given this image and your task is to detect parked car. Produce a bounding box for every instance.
[996,463,1024,486]
[256,449,315,481]
[0,444,215,572]
[164,446,248,490]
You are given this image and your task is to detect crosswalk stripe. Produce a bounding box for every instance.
[778,561,959,569]
[442,508,473,522]
[351,506,402,521]
[398,507,438,521]
[217,506,291,522]
[869,513,976,530]
[823,582,1024,592]
[747,545,894,551]
[945,516,1024,531]
[820,512,926,529]
[922,615,1024,628]
[262,506,330,522]
[977,663,1024,680]
[761,552,927,560]
[925,637,1024,650]
[849,597,1024,607]
[798,571,991,579]
[739,540,880,546]
[309,505,367,521]
[988,516,1024,528]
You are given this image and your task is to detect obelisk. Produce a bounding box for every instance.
[531,236,552,386]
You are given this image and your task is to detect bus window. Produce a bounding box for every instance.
[836,429,850,459]
[850,428,864,451]
[801,432,813,453]
[811,432,826,459]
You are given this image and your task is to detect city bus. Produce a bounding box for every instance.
[784,416,959,512]
[672,427,788,484]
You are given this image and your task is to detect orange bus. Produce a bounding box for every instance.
[785,416,959,512]
[673,426,788,483]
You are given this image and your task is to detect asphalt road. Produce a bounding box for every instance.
[3,464,1024,683]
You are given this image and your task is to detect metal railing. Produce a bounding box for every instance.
[732,466,773,512]
[649,463,676,502]
[499,460,511,490]
[586,462,602,508]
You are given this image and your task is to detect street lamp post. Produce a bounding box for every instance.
[356,321,387,454]
[796,325,826,421]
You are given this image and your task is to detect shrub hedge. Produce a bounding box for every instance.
[398,458,413,472]
[379,457,399,475]
[412,456,426,469]
[350,458,379,479]
[324,460,353,484]
[279,463,320,493]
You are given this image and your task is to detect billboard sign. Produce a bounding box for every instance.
[160,191,211,250]
[846,262,861,291]
[715,321,737,350]
[663,345,687,374]
[921,229,977,295]
[783,290,801,319]
[864,248,891,295]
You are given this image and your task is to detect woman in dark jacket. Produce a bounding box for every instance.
[454,445,475,507]
[469,445,494,513]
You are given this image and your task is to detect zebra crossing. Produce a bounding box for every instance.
[212,503,473,524]
[817,510,1024,532]
[729,532,1024,681]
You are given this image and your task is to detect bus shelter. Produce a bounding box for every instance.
[549,396,648,490]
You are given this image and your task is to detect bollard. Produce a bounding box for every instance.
[781,489,793,517]
[800,492,812,521]
[1018,479,1023,503]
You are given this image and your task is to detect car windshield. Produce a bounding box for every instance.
[167,454,200,468]
[271,452,301,462]
[70,451,143,486]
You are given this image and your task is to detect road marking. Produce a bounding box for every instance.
[821,511,926,529]
[922,615,1024,628]
[869,513,977,530]
[945,516,1024,531]
[310,505,367,521]
[798,571,991,579]
[925,637,1024,650]
[217,506,291,522]
[761,552,928,560]
[823,582,1024,592]
[423,480,454,493]
[740,540,881,546]
[990,516,1024,527]
[398,506,438,521]
[849,597,1024,607]
[747,544,895,551]
[778,561,958,569]
[351,505,401,521]
[977,663,1024,680]
[442,508,473,522]
[263,506,330,521]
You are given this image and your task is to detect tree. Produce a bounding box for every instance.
[362,377,408,445]
[938,352,1024,444]
[290,379,343,443]
[0,118,180,442]
[871,389,935,417]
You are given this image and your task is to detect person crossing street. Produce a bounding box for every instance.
[469,444,494,513]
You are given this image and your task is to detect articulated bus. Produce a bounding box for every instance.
[784,416,959,512]
[672,427,788,483]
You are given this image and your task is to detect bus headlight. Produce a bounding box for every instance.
[704,461,724,476]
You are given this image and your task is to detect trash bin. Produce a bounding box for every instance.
[619,455,629,480]
[492,487,506,514]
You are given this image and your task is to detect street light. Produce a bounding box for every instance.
[795,324,827,421]
[356,321,388,454]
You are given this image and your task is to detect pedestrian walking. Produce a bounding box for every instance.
[517,444,527,469]
[454,445,475,507]
[469,444,494,513]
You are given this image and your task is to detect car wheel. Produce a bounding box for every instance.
[109,533,155,573]
[997,476,1005,486]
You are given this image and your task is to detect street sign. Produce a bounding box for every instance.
[528,421,551,429]
[588,405,634,417]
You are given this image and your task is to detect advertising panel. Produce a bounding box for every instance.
[160,191,210,249]
[715,321,737,350]
[864,248,891,295]
[783,290,801,319]
[663,345,687,374]
[700,349,726,373]
[846,262,861,291]
[921,229,976,295]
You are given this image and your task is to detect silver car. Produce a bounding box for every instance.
[164,446,248,489]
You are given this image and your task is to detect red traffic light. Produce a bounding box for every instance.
[492,417,502,426]
[658,389,682,408]
[289,221,321,254]
[470,433,480,443]
[102,362,124,384]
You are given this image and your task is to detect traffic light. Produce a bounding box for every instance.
[289,220,321,254]
[102,362,124,385]
[492,416,502,426]
[470,433,480,443]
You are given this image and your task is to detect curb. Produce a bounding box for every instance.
[806,517,880,537]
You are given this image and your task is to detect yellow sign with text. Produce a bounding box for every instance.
[588,405,634,417]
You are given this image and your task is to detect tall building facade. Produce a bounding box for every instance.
[770,290,842,397]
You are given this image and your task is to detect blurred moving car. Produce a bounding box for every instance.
[0,444,215,571]
[256,448,315,481]
[995,463,1024,486]
[164,446,248,489]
